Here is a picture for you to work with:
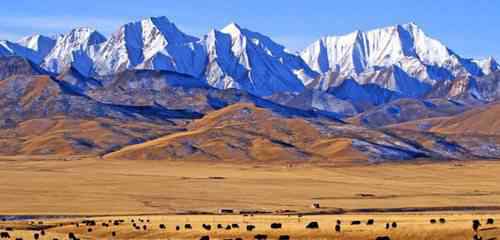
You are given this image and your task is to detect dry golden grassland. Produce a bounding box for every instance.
[1,158,500,214]
[0,213,499,239]
[1,157,500,239]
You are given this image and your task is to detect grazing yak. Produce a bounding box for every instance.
[246,225,256,231]
[439,218,446,224]
[306,222,319,229]
[367,219,375,225]
[200,236,210,240]
[270,223,282,229]
[376,236,391,240]
[487,218,495,225]
[335,224,341,232]
[391,222,398,228]
[473,220,481,232]
[202,224,211,231]
[279,235,290,240]
[351,220,362,225]
[430,219,437,224]
[0,232,10,239]
[68,232,77,240]
[185,224,193,230]
[254,234,268,240]
[82,220,96,226]
[159,224,166,229]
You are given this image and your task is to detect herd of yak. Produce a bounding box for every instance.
[0,216,496,240]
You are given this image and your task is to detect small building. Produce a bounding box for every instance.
[218,208,235,214]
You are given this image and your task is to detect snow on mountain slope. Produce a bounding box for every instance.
[0,40,43,63]
[300,23,487,96]
[474,57,499,75]
[0,41,15,57]
[41,27,107,74]
[2,18,498,105]
[203,23,316,96]
[17,34,56,60]
[93,16,206,78]
[266,89,358,117]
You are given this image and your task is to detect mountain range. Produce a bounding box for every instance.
[1,16,500,163]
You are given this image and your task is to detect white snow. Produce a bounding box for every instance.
[204,23,316,96]
[41,27,106,74]
[0,17,497,100]
[300,23,489,96]
[93,16,206,78]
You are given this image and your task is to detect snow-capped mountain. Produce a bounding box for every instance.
[0,40,43,63]
[2,17,499,102]
[474,57,499,75]
[203,23,317,96]
[41,27,107,74]
[93,16,206,78]
[17,34,56,61]
[300,23,490,97]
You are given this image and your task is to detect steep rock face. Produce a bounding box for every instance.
[474,57,499,75]
[93,17,206,78]
[3,17,500,121]
[17,34,57,61]
[300,23,488,98]
[41,28,107,74]
[0,40,43,63]
[203,23,317,96]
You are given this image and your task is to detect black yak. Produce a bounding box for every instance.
[202,224,211,231]
[254,234,268,240]
[376,236,391,240]
[270,223,282,229]
[247,224,256,231]
[306,221,319,229]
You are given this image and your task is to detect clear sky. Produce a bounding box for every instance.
[0,0,498,59]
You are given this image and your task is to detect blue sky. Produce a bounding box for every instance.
[0,0,498,59]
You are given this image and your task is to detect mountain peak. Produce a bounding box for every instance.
[17,34,56,58]
[406,21,419,27]
[221,22,244,35]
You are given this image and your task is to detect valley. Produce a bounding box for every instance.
[1,158,500,239]
[1,14,500,239]
[1,158,499,215]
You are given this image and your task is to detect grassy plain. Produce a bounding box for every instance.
[1,157,500,239]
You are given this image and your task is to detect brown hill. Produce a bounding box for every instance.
[348,98,470,127]
[0,117,183,156]
[105,103,442,164]
[387,103,500,135]
[104,103,326,162]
